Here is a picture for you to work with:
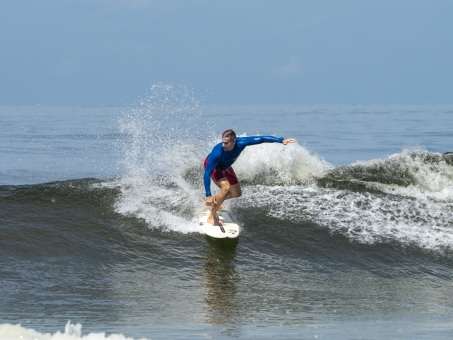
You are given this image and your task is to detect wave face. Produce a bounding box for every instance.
[4,147,451,258]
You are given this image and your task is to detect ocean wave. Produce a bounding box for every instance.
[4,102,453,259]
[238,184,453,255]
[318,148,453,201]
[2,143,453,257]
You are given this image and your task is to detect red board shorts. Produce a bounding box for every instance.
[204,158,239,185]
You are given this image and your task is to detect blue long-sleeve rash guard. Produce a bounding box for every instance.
[204,135,284,196]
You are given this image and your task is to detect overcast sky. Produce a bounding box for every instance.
[1,0,452,106]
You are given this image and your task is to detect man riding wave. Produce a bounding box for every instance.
[203,129,296,225]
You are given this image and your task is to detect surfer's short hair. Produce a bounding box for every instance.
[222,129,236,140]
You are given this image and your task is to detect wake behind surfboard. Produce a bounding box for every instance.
[199,207,240,239]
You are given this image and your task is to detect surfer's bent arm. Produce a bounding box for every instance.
[204,162,215,197]
[204,151,222,197]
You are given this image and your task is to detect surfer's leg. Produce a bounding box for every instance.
[219,166,240,200]
[212,181,241,202]
[207,167,241,225]
[208,178,230,225]
[225,183,241,199]
[211,173,241,203]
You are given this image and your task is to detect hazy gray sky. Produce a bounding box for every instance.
[1,0,451,105]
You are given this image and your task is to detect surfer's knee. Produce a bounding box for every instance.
[230,185,241,198]
[219,181,231,194]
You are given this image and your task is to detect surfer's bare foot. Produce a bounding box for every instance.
[207,215,223,226]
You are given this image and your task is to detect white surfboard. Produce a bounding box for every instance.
[199,207,240,239]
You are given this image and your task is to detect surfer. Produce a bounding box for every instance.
[203,129,296,226]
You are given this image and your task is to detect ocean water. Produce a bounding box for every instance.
[1,84,453,339]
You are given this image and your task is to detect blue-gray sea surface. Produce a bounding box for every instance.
[1,92,453,339]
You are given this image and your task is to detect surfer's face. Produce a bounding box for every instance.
[222,137,236,151]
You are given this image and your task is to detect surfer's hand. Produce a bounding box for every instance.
[205,196,215,206]
[283,138,297,145]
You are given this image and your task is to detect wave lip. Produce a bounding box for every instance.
[319,148,453,201]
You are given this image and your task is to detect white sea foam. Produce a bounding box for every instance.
[233,147,453,252]
[114,139,329,232]
[240,185,453,252]
[114,84,211,233]
[234,141,332,185]
[114,175,201,233]
[114,84,331,233]
[0,322,147,340]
